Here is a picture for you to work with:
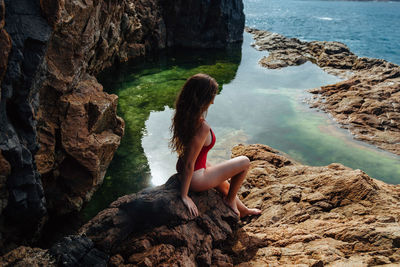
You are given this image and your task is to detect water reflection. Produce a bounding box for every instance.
[142,33,400,186]
[82,43,242,220]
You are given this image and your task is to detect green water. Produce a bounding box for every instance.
[83,33,400,220]
[82,44,242,220]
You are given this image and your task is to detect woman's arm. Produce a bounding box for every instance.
[180,123,210,216]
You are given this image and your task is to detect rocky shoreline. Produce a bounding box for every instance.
[1,0,400,264]
[246,27,400,156]
[2,144,399,266]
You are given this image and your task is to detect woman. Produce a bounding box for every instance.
[170,73,261,218]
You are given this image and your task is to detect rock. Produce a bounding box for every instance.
[0,235,108,267]
[2,144,399,265]
[246,27,400,156]
[162,0,245,48]
[49,235,109,267]
[37,75,123,215]
[0,0,245,250]
[0,0,11,90]
[0,0,49,247]
[79,174,238,266]
[229,144,400,266]
[0,151,10,214]
[0,246,55,267]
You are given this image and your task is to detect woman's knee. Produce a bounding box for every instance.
[237,156,250,170]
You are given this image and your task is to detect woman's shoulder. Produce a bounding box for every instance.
[197,119,211,136]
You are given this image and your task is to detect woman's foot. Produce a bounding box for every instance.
[240,208,262,218]
[223,197,240,216]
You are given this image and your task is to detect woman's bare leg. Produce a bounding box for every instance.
[190,156,251,215]
[224,160,249,215]
[215,181,261,218]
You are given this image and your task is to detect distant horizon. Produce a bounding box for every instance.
[315,0,400,2]
[244,0,400,65]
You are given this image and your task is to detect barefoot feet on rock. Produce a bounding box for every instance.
[240,208,262,218]
[223,197,240,216]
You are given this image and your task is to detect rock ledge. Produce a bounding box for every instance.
[246,27,400,156]
[3,144,399,266]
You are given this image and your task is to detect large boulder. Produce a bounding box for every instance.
[79,174,239,266]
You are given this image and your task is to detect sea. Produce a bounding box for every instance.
[244,0,400,65]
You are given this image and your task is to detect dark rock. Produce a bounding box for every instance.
[0,0,50,249]
[79,174,238,265]
[49,235,108,267]
[162,0,245,48]
[0,11,11,88]
[0,0,244,252]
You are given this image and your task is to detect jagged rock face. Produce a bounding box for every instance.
[0,0,245,249]
[162,0,245,48]
[230,144,400,266]
[0,0,50,247]
[35,0,166,215]
[247,27,400,156]
[79,175,238,266]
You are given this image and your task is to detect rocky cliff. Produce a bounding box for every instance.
[2,144,399,266]
[0,0,244,251]
[246,28,400,156]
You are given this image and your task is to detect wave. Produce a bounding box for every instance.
[316,17,334,21]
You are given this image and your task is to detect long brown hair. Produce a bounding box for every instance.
[170,73,219,157]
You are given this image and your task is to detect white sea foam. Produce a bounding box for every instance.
[316,17,333,21]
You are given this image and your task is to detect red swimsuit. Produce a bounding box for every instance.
[176,128,216,172]
[194,128,216,170]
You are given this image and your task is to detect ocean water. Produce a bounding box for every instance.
[244,0,400,65]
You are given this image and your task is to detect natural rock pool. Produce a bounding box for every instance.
[84,33,400,220]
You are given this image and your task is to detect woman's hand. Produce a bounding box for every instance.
[181,195,198,217]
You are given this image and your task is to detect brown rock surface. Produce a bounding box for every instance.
[37,75,124,214]
[246,27,400,156]
[0,246,55,267]
[230,144,400,266]
[32,0,244,217]
[310,63,400,155]
[79,175,239,266]
[3,144,399,265]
